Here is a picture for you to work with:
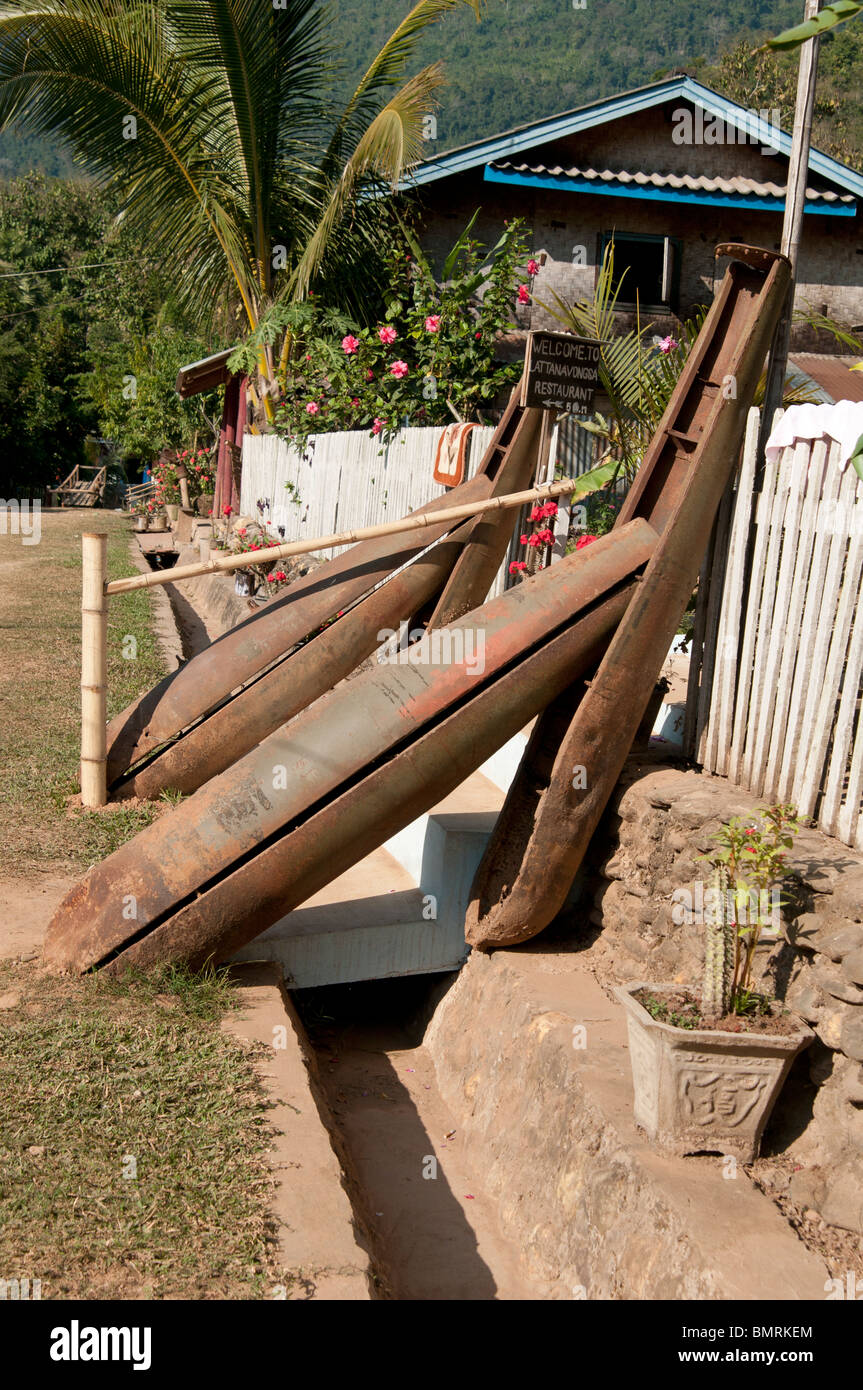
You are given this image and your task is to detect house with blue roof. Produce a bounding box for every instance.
[403,76,863,350]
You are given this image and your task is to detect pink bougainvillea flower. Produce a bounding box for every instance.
[372,417,385,435]
[543,502,559,518]
[237,527,247,537]
[424,314,441,332]
[306,401,320,415]
[658,335,678,355]
[509,560,528,574]
[575,533,598,550]
[266,573,276,583]
[517,284,530,304]
[527,258,540,277]
[223,505,233,517]
[390,359,409,379]
[527,534,542,548]
[475,331,481,340]
[351,397,360,407]
[341,334,360,354]
[378,325,397,345]
[519,534,529,545]
[365,368,375,381]
[528,506,544,523]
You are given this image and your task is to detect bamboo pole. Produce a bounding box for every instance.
[81,532,108,808]
[105,475,591,597]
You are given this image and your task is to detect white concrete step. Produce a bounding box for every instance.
[232,761,517,988]
[232,651,686,987]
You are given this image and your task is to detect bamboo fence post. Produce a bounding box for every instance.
[81,532,108,808]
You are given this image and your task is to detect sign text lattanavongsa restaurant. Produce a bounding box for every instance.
[521,332,602,413]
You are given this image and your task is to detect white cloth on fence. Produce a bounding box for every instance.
[764,401,863,472]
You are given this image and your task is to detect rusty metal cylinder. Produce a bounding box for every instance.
[45,519,658,974]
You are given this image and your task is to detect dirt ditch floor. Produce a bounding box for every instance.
[293,974,544,1299]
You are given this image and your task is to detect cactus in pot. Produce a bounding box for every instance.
[701,861,734,1022]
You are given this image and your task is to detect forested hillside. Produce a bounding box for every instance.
[332,0,803,147]
[1,2,862,175]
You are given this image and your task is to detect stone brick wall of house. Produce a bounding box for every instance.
[574,762,863,1236]
[417,98,863,341]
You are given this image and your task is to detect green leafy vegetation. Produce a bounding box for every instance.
[245,215,530,442]
[0,174,219,493]
[0,0,486,423]
[7,2,863,178]
[330,0,805,152]
[694,30,863,168]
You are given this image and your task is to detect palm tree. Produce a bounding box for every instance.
[0,0,481,373]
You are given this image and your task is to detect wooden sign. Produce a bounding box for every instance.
[521,332,602,413]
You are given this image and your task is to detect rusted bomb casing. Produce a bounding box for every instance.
[45,519,658,974]
[466,246,792,949]
[106,470,496,786]
[105,587,638,975]
[113,526,473,800]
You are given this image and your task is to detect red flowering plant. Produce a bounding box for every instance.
[230,217,532,450]
[150,452,181,506]
[229,523,277,579]
[181,443,217,497]
[509,499,560,580]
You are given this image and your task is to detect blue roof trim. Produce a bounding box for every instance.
[402,77,863,201]
[483,165,857,216]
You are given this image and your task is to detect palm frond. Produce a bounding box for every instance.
[290,65,446,300]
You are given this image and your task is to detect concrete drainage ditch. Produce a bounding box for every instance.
[293,974,542,1300]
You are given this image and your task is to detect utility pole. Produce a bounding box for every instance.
[759,0,822,449]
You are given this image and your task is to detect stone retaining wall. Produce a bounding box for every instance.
[579,763,863,1236]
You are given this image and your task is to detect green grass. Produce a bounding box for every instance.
[0,510,171,875]
[0,958,286,1300]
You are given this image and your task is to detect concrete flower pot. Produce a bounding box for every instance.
[614,981,814,1161]
[165,504,180,523]
[234,568,259,597]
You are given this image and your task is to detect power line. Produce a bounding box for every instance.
[0,259,134,279]
[0,294,91,324]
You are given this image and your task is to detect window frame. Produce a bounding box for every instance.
[598,230,683,315]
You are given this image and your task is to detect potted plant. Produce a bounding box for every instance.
[147,504,168,533]
[615,804,814,1161]
[132,502,150,532]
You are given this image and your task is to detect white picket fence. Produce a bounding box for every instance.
[241,424,496,554]
[690,407,863,849]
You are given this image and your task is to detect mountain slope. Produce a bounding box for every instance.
[332,0,803,151]
[4,1,863,177]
